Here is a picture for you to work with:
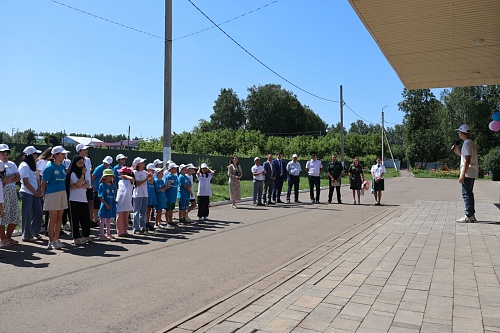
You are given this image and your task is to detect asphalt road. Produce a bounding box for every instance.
[0,175,497,333]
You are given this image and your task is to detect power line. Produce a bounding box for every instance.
[174,1,278,41]
[186,0,339,104]
[343,102,378,125]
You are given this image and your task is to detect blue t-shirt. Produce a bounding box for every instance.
[147,180,157,206]
[165,173,178,204]
[98,182,116,218]
[92,164,110,190]
[154,178,167,210]
[177,174,191,200]
[113,164,122,186]
[42,162,67,194]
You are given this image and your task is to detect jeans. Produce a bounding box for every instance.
[462,177,475,217]
[287,175,300,201]
[253,180,263,204]
[132,197,148,231]
[308,176,321,201]
[20,192,43,239]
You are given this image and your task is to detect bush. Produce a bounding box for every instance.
[481,148,500,181]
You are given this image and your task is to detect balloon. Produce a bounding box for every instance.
[489,120,500,131]
[493,112,500,121]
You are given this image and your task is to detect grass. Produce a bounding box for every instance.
[411,168,492,180]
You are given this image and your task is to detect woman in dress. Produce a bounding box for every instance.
[0,144,21,247]
[348,157,364,205]
[227,155,242,209]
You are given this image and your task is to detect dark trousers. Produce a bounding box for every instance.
[69,201,91,239]
[308,175,321,201]
[197,196,210,218]
[328,179,342,203]
[287,175,300,201]
[263,179,274,203]
[272,176,285,201]
[462,177,475,217]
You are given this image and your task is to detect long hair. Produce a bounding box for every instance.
[228,155,239,166]
[65,155,84,196]
[22,154,37,172]
[37,148,52,162]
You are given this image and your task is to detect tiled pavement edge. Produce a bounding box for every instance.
[159,200,500,333]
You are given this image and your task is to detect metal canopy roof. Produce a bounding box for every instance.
[348,0,500,89]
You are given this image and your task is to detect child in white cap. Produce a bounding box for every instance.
[196,163,215,221]
[131,157,149,234]
[164,163,178,228]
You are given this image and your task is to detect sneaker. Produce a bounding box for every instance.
[457,215,475,223]
[83,237,92,244]
[22,237,37,243]
[90,221,99,228]
[99,235,109,241]
[52,240,64,249]
[63,224,72,231]
[203,217,208,221]
[47,241,55,250]
[295,200,301,203]
[198,217,203,221]
[470,215,477,222]
[166,223,175,229]
[73,238,85,246]
[311,200,315,204]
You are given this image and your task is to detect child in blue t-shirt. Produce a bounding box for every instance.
[154,168,168,229]
[177,164,193,226]
[98,169,116,241]
[164,163,178,228]
[145,163,157,232]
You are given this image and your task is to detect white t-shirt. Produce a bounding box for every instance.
[69,172,87,203]
[461,139,479,178]
[252,165,265,181]
[116,179,134,212]
[197,173,213,196]
[370,164,386,179]
[36,159,48,175]
[19,161,38,195]
[84,157,92,189]
[133,170,148,198]
[3,161,19,188]
[306,159,322,177]
[286,161,302,176]
[188,174,195,200]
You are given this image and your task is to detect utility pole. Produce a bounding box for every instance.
[340,85,344,165]
[163,0,173,164]
[381,105,388,164]
[127,124,130,150]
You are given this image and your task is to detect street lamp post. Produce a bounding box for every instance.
[381,105,388,164]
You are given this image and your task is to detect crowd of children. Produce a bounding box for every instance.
[0,143,216,254]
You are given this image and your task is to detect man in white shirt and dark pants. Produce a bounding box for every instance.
[286,154,302,203]
[452,124,478,223]
[370,157,386,206]
[251,157,266,206]
[305,152,323,204]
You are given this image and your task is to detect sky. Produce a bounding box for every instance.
[1,0,436,140]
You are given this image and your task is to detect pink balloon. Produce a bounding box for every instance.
[489,121,500,131]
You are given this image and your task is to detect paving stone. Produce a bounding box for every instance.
[393,309,424,327]
[339,302,371,318]
[359,312,393,331]
[328,317,361,331]
[420,321,452,333]
[204,321,243,333]
[453,305,483,320]
[292,295,324,309]
[261,317,300,333]
[452,317,484,333]
[398,300,426,312]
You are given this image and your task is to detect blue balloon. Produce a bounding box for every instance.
[493,112,500,121]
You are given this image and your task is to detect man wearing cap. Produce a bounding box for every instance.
[286,154,302,203]
[113,154,128,185]
[272,151,287,203]
[76,144,94,226]
[251,157,266,206]
[452,124,478,223]
[262,154,274,205]
[92,156,113,224]
[305,152,323,203]
[326,154,343,204]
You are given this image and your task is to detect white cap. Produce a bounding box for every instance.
[167,162,178,171]
[0,144,10,152]
[153,167,164,177]
[116,154,127,161]
[254,157,260,161]
[102,156,113,165]
[0,160,6,172]
[179,164,187,171]
[456,124,472,134]
[132,157,146,167]
[292,154,298,158]
[23,146,42,155]
[187,163,197,169]
[76,143,89,152]
[146,163,156,170]
[51,146,69,155]
[153,159,162,166]
[200,163,208,169]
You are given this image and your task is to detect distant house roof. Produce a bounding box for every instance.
[92,140,141,149]
[63,136,103,147]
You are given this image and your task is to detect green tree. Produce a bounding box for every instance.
[209,88,246,131]
[11,129,37,145]
[0,131,11,143]
[398,89,445,167]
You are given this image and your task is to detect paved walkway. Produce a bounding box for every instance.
[161,183,500,332]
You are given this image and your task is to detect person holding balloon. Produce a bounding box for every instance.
[452,124,478,223]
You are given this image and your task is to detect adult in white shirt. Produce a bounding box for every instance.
[286,154,302,203]
[19,146,43,242]
[305,152,323,203]
[452,124,479,223]
[251,157,266,206]
[370,157,386,206]
[0,144,21,247]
